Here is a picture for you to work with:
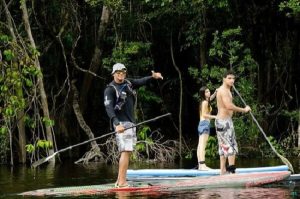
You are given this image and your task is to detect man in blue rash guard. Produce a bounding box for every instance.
[104,63,163,187]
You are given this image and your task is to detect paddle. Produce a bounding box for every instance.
[31,113,171,168]
[232,86,294,173]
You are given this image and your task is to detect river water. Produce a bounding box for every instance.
[0,158,299,198]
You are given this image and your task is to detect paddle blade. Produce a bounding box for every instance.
[31,155,54,168]
[31,158,47,168]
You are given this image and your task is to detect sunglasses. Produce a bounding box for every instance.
[115,70,127,75]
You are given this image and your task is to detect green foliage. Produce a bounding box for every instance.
[279,0,300,17]
[131,126,178,162]
[42,117,55,127]
[259,136,286,157]
[144,0,174,7]
[136,125,153,153]
[137,86,163,104]
[37,140,53,149]
[0,34,10,42]
[25,144,35,153]
[0,133,9,163]
[189,27,259,152]
[209,27,257,72]
[184,150,193,159]
[0,34,40,162]
[25,140,53,154]
[103,41,161,116]
[132,125,153,160]
[103,41,153,75]
[24,115,36,129]
[205,136,218,157]
[3,49,15,61]
[281,109,299,121]
[29,46,40,57]
[85,0,102,7]
[0,126,8,135]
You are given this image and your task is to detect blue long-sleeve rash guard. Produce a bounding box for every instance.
[104,76,152,127]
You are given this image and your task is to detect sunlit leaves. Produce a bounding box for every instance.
[0,35,10,42]
[25,144,35,153]
[25,140,53,154]
[42,117,55,127]
[3,49,15,61]
[138,126,151,140]
[37,140,53,149]
[85,0,101,7]
[0,127,8,135]
[136,126,154,154]
[144,0,174,7]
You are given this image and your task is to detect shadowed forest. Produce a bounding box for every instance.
[0,0,299,166]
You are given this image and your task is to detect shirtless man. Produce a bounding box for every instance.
[215,70,251,175]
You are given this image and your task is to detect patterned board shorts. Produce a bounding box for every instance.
[198,120,210,135]
[215,118,238,157]
[115,121,137,152]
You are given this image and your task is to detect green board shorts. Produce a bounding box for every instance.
[215,118,238,157]
[115,121,137,152]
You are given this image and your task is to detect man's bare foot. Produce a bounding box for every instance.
[198,164,212,170]
[220,169,227,175]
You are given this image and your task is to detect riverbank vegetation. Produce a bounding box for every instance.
[0,0,299,166]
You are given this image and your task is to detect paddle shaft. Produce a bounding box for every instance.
[58,112,171,153]
[232,86,294,173]
[33,113,171,167]
[232,86,268,140]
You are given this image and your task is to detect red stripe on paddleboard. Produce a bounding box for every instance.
[106,185,161,192]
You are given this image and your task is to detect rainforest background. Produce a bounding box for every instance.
[0,0,299,166]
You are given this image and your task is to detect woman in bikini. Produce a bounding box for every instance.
[197,86,217,170]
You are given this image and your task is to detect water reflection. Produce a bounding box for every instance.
[0,158,299,198]
[195,188,290,199]
[92,187,293,199]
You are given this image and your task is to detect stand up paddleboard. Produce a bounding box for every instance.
[127,165,289,178]
[20,171,290,197]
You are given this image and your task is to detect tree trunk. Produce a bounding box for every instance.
[2,0,27,163]
[298,109,300,149]
[199,5,207,68]
[170,34,183,158]
[80,5,110,112]
[20,0,55,162]
[72,80,102,163]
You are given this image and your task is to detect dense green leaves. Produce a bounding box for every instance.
[0,33,44,163]
[279,0,300,16]
[103,41,153,74]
